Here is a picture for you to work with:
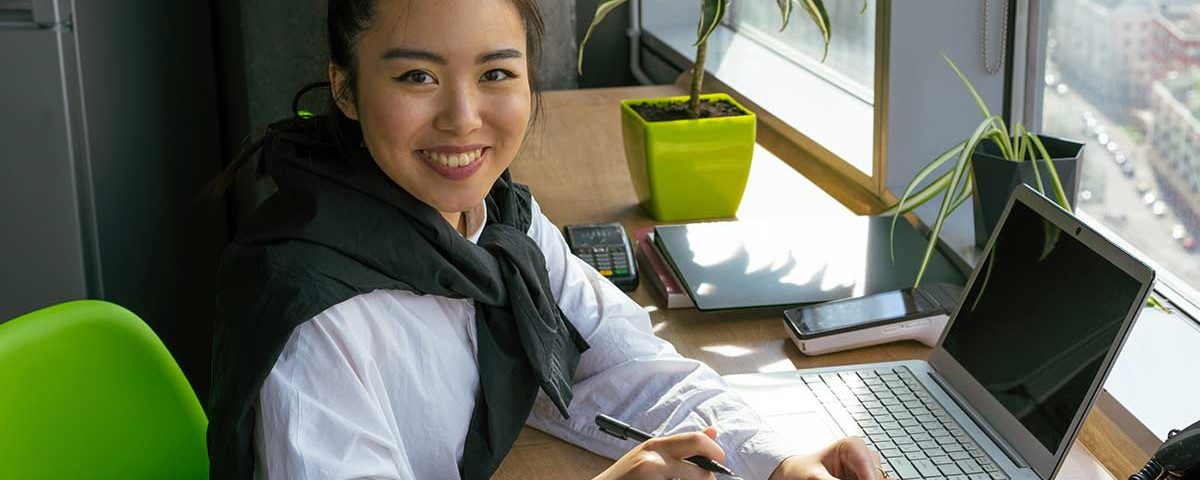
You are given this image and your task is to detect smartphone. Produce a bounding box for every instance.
[784,286,955,339]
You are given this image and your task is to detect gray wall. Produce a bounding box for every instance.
[219,0,587,137]
[0,0,227,401]
[886,0,1009,257]
[73,0,228,402]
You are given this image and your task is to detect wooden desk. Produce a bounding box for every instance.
[497,86,1114,480]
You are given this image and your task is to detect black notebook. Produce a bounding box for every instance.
[653,216,964,311]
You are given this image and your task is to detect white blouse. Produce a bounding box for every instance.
[254,196,801,480]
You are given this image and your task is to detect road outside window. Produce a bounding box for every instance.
[1041,0,1200,296]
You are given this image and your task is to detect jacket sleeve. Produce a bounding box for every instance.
[523,197,805,480]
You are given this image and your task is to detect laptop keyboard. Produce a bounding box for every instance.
[800,366,1008,480]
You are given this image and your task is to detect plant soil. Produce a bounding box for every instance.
[632,98,745,122]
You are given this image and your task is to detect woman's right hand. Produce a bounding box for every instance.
[594,426,726,480]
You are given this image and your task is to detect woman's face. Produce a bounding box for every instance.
[332,0,532,219]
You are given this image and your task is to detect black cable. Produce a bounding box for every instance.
[291,81,332,118]
[1129,459,1164,480]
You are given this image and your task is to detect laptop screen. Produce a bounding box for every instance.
[941,200,1143,453]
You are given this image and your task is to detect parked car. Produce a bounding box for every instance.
[1121,163,1136,178]
[1106,142,1119,153]
[1136,180,1151,194]
[1151,201,1167,217]
[1142,192,1157,205]
[1115,153,1128,165]
[1183,235,1196,252]
[1172,224,1188,240]
[1097,132,1110,146]
[1103,211,1129,226]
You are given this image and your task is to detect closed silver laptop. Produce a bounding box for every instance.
[726,185,1155,479]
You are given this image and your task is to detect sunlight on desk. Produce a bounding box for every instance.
[678,219,872,300]
[756,358,798,374]
[736,144,852,221]
[700,344,755,358]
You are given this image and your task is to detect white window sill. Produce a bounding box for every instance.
[1073,211,1200,441]
[641,23,875,176]
[1105,302,1200,441]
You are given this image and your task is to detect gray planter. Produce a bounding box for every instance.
[971,135,1085,247]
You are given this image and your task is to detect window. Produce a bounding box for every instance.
[637,0,879,181]
[724,0,876,102]
[1031,0,1200,441]
[1039,0,1200,300]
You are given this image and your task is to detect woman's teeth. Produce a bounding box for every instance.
[420,148,483,168]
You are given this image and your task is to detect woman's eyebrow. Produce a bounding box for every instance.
[382,48,446,63]
[477,48,523,64]
[381,47,523,65]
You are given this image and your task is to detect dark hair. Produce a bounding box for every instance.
[209,0,547,196]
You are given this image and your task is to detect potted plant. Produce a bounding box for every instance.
[577,0,842,221]
[884,54,1082,287]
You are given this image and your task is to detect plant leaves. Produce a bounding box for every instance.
[577,0,631,74]
[1147,295,1172,313]
[983,125,1013,160]
[970,243,997,312]
[1039,218,1062,262]
[1023,131,1047,195]
[944,53,1014,156]
[697,0,730,46]
[776,0,793,30]
[915,115,998,287]
[883,141,965,261]
[1028,133,1073,212]
[949,168,974,212]
[796,0,831,61]
[859,0,869,15]
[1013,123,1028,163]
[943,53,991,119]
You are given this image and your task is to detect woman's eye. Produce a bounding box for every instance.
[396,70,436,85]
[481,69,515,82]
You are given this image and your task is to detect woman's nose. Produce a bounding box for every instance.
[433,86,483,136]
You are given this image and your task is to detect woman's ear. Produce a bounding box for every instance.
[328,63,359,120]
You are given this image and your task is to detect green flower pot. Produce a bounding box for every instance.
[620,93,756,221]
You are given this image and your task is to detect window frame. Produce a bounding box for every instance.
[1006,0,1200,458]
[634,0,891,208]
[1018,0,1200,332]
[635,0,1198,471]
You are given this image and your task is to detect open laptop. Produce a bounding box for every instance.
[725,185,1155,480]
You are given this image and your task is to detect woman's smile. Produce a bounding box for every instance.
[416,146,490,181]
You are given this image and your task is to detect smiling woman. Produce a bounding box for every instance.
[205,1,886,480]
[327,0,536,230]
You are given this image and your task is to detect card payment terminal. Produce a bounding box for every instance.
[563,223,639,292]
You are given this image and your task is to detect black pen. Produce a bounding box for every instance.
[595,413,737,477]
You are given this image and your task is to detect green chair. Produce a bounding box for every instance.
[0,300,208,479]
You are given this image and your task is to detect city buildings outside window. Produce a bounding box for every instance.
[1042,0,1200,297]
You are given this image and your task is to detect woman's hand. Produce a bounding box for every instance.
[594,426,726,480]
[769,436,885,480]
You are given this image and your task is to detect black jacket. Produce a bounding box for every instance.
[207,116,588,479]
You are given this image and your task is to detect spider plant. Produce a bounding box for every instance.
[883,53,1072,288]
[578,0,864,119]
